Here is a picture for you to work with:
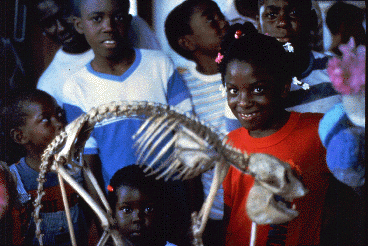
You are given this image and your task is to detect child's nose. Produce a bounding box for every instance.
[56,19,65,32]
[102,18,113,32]
[238,92,253,107]
[276,13,289,28]
[131,210,144,222]
[52,117,64,131]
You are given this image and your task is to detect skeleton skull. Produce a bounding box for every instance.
[246,153,308,224]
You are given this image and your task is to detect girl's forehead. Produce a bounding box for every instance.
[227,60,271,77]
[22,98,55,114]
[117,186,149,201]
[225,60,277,86]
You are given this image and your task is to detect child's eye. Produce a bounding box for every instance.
[144,206,154,214]
[253,87,265,94]
[41,117,50,123]
[227,88,238,95]
[265,12,278,20]
[91,16,102,22]
[121,207,132,214]
[206,15,214,23]
[289,10,298,18]
[115,15,126,22]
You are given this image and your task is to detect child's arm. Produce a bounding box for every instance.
[0,162,15,220]
[0,168,10,220]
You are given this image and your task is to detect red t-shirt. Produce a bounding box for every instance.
[223,112,329,246]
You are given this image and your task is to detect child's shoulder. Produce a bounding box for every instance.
[298,112,324,125]
[139,48,170,60]
[291,112,325,140]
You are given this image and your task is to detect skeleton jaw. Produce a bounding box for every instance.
[247,183,300,224]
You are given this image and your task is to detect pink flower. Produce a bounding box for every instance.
[215,52,224,64]
[327,37,366,95]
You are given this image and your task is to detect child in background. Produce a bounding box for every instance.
[63,0,192,189]
[220,23,329,245]
[165,1,230,244]
[325,1,366,57]
[0,89,87,245]
[0,161,18,245]
[256,0,340,113]
[34,0,161,107]
[107,165,176,246]
[63,0,193,244]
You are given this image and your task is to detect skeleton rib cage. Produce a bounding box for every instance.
[34,100,306,246]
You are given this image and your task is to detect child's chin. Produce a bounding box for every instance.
[129,235,150,246]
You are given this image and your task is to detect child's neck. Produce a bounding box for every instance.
[193,53,219,75]
[91,48,135,76]
[248,110,291,138]
[25,152,42,173]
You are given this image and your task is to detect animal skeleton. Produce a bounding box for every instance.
[35,101,307,246]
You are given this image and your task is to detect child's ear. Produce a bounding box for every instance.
[74,17,84,34]
[10,128,28,145]
[178,35,196,52]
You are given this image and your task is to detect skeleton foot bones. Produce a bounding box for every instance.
[35,101,307,246]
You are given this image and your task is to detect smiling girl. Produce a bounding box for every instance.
[220,23,330,245]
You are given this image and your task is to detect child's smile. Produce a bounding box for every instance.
[225,60,289,138]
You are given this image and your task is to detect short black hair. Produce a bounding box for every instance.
[165,0,217,60]
[219,22,295,86]
[235,0,258,20]
[72,0,130,17]
[107,165,166,212]
[326,2,365,35]
[258,0,312,11]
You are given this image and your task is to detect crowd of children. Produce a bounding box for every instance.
[0,0,365,245]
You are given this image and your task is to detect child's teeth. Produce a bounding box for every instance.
[104,40,115,44]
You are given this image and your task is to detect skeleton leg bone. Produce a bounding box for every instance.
[191,159,230,245]
[57,173,77,246]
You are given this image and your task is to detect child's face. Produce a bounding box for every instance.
[257,0,309,47]
[188,1,228,56]
[76,0,132,60]
[19,99,64,153]
[225,60,288,137]
[114,185,159,245]
[37,0,86,53]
